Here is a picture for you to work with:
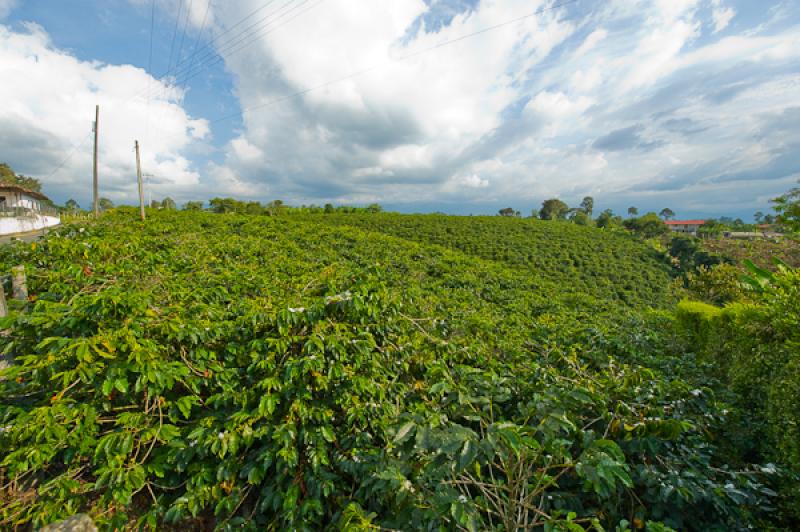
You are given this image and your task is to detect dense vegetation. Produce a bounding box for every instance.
[0,209,797,530]
[306,213,673,308]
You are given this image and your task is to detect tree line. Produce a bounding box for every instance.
[498,184,800,235]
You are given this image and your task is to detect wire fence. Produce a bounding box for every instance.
[0,205,60,218]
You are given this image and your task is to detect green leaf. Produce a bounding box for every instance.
[394,421,416,444]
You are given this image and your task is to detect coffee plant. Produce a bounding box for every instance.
[0,209,789,530]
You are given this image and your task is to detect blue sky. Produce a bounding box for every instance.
[1,0,799,220]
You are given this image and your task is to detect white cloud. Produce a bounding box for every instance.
[574,28,607,58]
[211,0,577,204]
[711,1,736,34]
[0,0,16,19]
[453,174,489,189]
[0,23,208,204]
[64,0,800,216]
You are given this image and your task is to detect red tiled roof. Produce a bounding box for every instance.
[0,184,50,201]
[665,220,705,225]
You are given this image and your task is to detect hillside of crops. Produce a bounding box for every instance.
[306,213,674,308]
[701,236,800,270]
[1,209,797,530]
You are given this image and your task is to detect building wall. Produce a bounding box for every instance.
[0,191,40,210]
[668,225,701,233]
[0,214,60,235]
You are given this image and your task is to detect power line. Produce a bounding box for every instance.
[45,132,93,180]
[145,0,157,139]
[184,0,213,80]
[174,0,196,71]
[130,0,297,107]
[142,0,307,100]
[210,0,582,125]
[165,0,185,79]
[170,0,279,77]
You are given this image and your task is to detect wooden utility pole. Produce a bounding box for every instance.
[93,105,100,217]
[135,140,145,221]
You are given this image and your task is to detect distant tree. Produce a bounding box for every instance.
[209,197,239,213]
[754,211,764,224]
[596,209,622,229]
[627,206,638,217]
[763,214,776,225]
[697,219,724,238]
[670,235,725,272]
[183,201,203,211]
[64,199,81,212]
[265,200,285,216]
[0,162,42,192]
[771,181,800,232]
[539,199,569,220]
[498,207,516,217]
[161,197,177,210]
[580,196,594,216]
[570,209,592,226]
[530,208,540,219]
[244,201,263,215]
[624,212,669,237]
[659,208,676,220]
[366,203,383,213]
[150,200,162,209]
[98,197,114,211]
[324,203,335,214]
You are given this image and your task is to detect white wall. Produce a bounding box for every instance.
[0,214,59,235]
[0,191,40,210]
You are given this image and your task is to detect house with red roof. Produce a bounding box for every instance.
[665,219,705,235]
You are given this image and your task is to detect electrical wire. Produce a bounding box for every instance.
[44,132,93,180]
[141,0,307,100]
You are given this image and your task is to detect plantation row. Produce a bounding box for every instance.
[306,214,675,308]
[0,209,797,530]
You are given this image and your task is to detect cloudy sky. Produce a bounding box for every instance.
[1,0,799,218]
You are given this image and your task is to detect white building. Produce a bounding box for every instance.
[0,184,60,235]
[665,219,705,235]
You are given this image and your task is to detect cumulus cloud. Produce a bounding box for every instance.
[0,22,208,205]
[189,0,799,216]
[14,0,799,217]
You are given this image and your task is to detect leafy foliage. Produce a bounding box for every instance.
[0,162,42,192]
[0,210,786,529]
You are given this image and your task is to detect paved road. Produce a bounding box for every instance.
[0,228,50,245]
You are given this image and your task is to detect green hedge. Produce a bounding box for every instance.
[675,280,800,469]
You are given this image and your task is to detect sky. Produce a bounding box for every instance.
[1,0,799,219]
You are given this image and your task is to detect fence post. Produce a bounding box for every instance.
[0,280,7,317]
[12,266,27,301]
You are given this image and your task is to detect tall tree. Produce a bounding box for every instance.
[596,209,622,229]
[0,162,42,192]
[659,208,675,220]
[183,201,203,211]
[570,209,591,226]
[580,196,594,216]
[161,197,177,210]
[539,199,569,220]
[627,206,638,217]
[64,199,81,212]
[754,211,764,224]
[98,198,114,211]
[498,207,516,217]
[771,182,800,232]
[624,212,669,237]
